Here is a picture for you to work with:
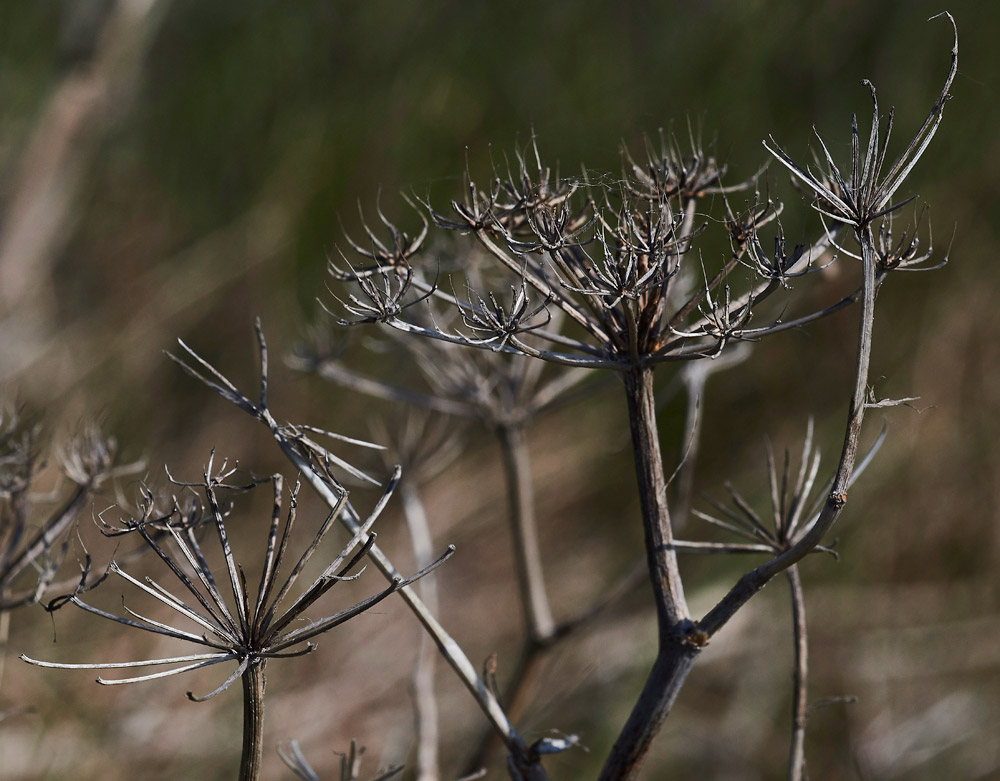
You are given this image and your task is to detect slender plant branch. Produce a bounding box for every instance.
[786,565,808,781]
[697,215,878,640]
[498,424,556,642]
[400,480,442,781]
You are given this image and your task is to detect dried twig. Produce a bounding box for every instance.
[167,322,558,778]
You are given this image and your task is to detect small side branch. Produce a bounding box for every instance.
[498,424,555,643]
[698,226,879,639]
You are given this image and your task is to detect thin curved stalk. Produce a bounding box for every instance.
[465,423,556,774]
[671,365,705,530]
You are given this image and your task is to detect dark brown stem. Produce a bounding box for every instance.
[622,367,689,630]
[599,366,694,781]
[786,565,808,781]
[599,641,699,781]
[240,660,266,781]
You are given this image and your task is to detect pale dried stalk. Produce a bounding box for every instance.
[400,481,441,781]
[786,565,808,781]
[499,424,556,643]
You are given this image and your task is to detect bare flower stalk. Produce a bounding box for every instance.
[597,367,696,780]
[401,478,443,781]
[498,423,556,643]
[370,412,459,781]
[241,659,267,781]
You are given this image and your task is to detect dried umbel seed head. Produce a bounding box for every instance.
[22,455,452,700]
[1,414,133,611]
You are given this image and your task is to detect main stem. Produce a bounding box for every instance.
[599,367,697,781]
[240,660,266,781]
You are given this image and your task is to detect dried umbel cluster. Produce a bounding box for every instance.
[316,14,957,781]
[22,430,450,779]
[0,408,126,611]
[23,456,449,694]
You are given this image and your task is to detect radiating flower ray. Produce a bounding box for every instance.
[693,419,887,553]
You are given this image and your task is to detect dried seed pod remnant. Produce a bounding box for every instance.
[23,450,451,779]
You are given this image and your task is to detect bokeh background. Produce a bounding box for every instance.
[1,1,998,778]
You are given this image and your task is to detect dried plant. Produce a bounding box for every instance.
[318,15,957,780]
[22,452,450,780]
[166,321,576,778]
[0,408,128,612]
[8,15,960,781]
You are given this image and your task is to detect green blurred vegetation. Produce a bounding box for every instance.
[1,1,998,778]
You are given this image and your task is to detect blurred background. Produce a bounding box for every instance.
[1,0,998,778]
